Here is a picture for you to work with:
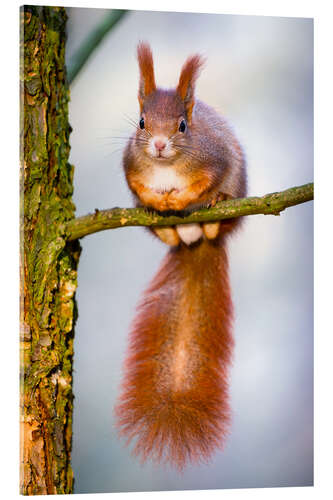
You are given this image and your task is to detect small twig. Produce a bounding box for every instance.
[65,182,313,242]
[67,9,128,84]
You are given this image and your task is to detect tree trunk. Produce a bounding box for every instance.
[20,6,80,494]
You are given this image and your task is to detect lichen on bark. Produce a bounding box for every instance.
[20,6,80,495]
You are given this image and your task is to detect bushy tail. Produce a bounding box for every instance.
[115,236,234,470]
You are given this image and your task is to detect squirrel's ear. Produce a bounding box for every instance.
[177,54,205,122]
[137,42,156,109]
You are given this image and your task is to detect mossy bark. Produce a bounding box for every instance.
[20,6,80,494]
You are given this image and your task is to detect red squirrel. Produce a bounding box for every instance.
[115,42,247,470]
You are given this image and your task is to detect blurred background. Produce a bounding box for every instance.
[66,8,313,494]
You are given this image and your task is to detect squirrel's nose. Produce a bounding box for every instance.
[154,139,166,151]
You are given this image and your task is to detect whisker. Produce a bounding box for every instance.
[101,135,150,145]
[123,113,140,130]
[102,147,124,160]
[143,128,152,138]
[123,111,138,122]
[172,144,200,160]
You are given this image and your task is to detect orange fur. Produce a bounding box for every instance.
[115,234,235,470]
[177,54,205,120]
[117,43,247,471]
[137,42,156,108]
[128,170,214,212]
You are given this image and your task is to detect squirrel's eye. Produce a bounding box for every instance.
[139,117,145,129]
[179,120,186,133]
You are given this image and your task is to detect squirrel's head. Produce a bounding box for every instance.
[135,42,204,160]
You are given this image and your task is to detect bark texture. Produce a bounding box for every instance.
[20,6,80,495]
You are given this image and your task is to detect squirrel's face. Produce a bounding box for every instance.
[133,43,204,163]
[136,90,190,161]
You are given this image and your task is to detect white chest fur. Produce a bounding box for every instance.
[145,166,187,193]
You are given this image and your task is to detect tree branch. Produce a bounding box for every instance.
[66,182,313,241]
[67,9,128,84]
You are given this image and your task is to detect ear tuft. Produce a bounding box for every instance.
[137,42,156,107]
[177,54,205,120]
[177,54,205,100]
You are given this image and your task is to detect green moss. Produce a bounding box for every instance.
[21,6,80,495]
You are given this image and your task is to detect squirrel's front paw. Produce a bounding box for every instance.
[166,189,191,211]
[208,192,231,208]
[139,190,169,211]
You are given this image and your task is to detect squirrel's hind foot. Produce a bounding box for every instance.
[153,226,180,246]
